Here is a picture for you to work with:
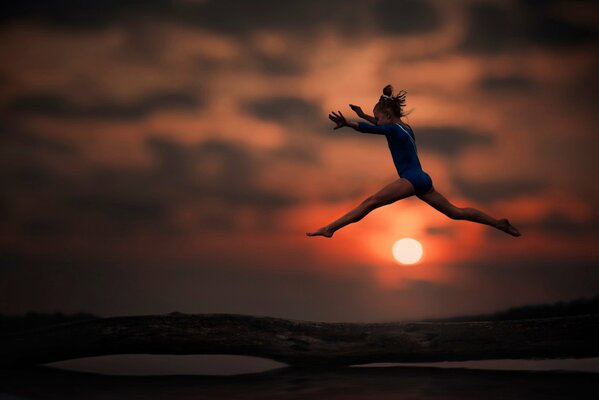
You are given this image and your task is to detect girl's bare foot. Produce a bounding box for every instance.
[497,218,521,237]
[306,226,335,238]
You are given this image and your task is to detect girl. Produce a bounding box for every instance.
[306,85,521,238]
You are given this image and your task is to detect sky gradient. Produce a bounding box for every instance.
[1,0,598,322]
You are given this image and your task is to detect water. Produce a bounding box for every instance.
[1,357,598,400]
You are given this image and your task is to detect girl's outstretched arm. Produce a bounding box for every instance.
[350,104,377,124]
[329,110,359,130]
[355,122,390,135]
[329,111,389,135]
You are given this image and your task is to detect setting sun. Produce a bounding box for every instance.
[392,238,423,265]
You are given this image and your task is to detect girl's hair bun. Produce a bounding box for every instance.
[383,84,394,97]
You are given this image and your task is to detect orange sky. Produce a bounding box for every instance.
[1,0,598,322]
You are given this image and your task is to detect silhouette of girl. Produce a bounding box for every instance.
[306,84,521,238]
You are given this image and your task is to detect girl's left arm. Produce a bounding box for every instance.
[350,104,377,124]
[329,111,387,134]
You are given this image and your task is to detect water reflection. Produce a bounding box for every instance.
[1,364,597,400]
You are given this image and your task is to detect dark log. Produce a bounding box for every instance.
[1,313,598,367]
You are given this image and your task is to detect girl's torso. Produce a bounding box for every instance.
[385,122,422,174]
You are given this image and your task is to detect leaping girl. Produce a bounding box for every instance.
[306,85,521,238]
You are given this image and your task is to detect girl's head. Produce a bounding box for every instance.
[373,84,411,125]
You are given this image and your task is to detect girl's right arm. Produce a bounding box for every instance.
[329,111,387,135]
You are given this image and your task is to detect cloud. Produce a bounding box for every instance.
[518,0,598,47]
[477,74,537,92]
[0,122,76,156]
[374,0,443,35]
[0,124,73,191]
[1,0,446,41]
[242,96,328,132]
[62,192,169,231]
[251,53,307,77]
[266,143,321,164]
[2,160,63,191]
[559,58,599,113]
[0,131,304,241]
[458,1,598,54]
[18,218,72,237]
[185,0,367,37]
[458,3,513,54]
[448,256,599,305]
[452,177,546,204]
[521,210,599,237]
[0,0,372,37]
[146,135,300,209]
[0,195,7,223]
[0,1,174,29]
[425,225,456,236]
[415,126,494,156]
[7,90,202,120]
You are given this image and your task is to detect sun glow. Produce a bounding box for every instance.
[392,238,423,265]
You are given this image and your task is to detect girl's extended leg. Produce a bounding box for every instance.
[306,178,416,238]
[417,187,520,236]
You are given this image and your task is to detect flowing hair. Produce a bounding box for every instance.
[376,84,413,118]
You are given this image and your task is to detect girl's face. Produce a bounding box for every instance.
[373,107,392,125]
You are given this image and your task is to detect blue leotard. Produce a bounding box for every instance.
[357,121,433,196]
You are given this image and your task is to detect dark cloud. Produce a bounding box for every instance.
[0,196,7,223]
[458,3,513,54]
[146,135,300,209]
[559,57,599,113]
[252,54,307,77]
[518,0,598,47]
[0,123,76,156]
[459,1,598,54]
[2,161,62,191]
[1,0,445,39]
[3,1,595,50]
[7,91,202,120]
[0,1,173,29]
[0,0,371,37]
[448,256,599,305]
[415,126,494,156]
[1,160,176,236]
[62,193,169,230]
[521,210,599,237]
[452,177,546,204]
[189,26,308,76]
[41,136,301,234]
[0,132,304,241]
[195,52,307,77]
[426,226,456,236]
[243,96,327,131]
[186,0,367,37]
[267,144,321,164]
[19,218,72,237]
[0,125,71,191]
[374,0,442,35]
[477,74,537,92]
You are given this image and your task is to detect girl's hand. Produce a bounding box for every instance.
[328,110,348,130]
[349,104,364,118]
